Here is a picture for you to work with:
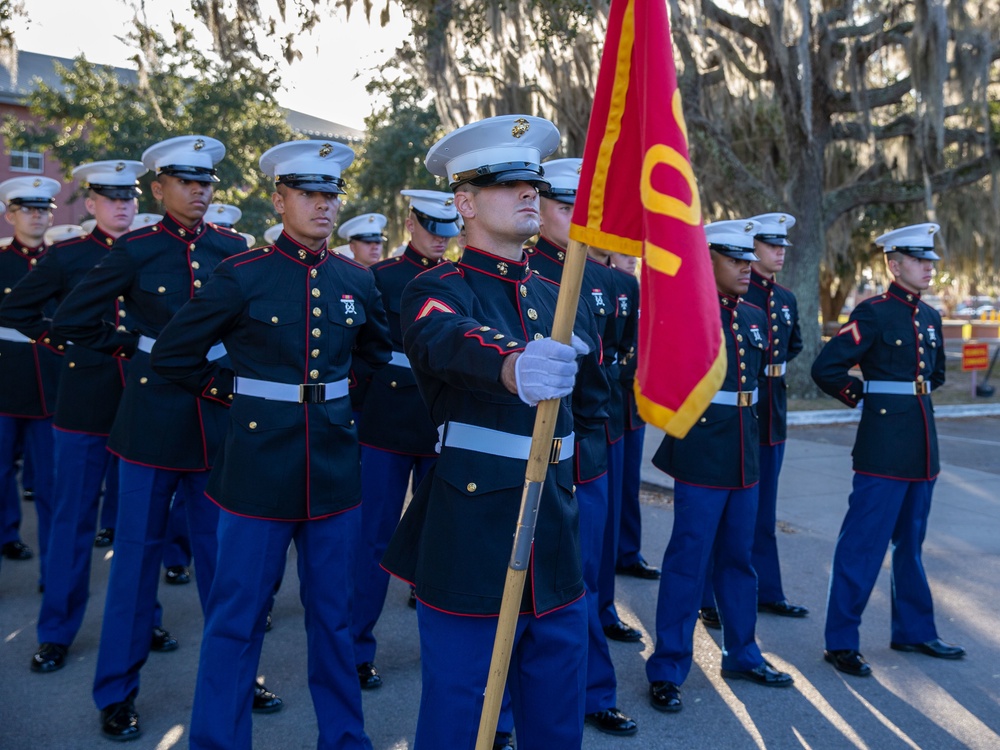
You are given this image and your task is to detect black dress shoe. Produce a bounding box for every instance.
[22,488,35,501]
[252,680,283,713]
[2,540,33,560]
[890,638,966,660]
[357,661,383,690]
[101,698,141,741]
[699,607,721,630]
[150,627,178,652]
[493,731,514,750]
[824,649,872,676]
[603,620,642,643]
[265,609,273,632]
[94,528,115,548]
[408,588,417,609]
[721,661,794,687]
[758,600,809,618]
[649,681,682,713]
[31,642,68,673]
[584,707,638,736]
[164,565,191,585]
[616,559,661,580]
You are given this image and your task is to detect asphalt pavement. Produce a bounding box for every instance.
[1,411,998,749]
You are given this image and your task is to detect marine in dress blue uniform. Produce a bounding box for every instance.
[1,160,144,674]
[812,222,965,677]
[381,115,608,750]
[531,158,636,737]
[52,136,257,741]
[338,210,388,268]
[702,213,808,624]
[610,252,659,580]
[153,139,392,750]
[646,220,794,714]
[743,213,808,617]
[589,245,641,645]
[351,193,457,691]
[0,177,62,573]
[161,204,247,586]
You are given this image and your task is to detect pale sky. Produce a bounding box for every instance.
[13,0,414,131]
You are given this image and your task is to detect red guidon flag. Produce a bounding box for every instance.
[569,0,724,438]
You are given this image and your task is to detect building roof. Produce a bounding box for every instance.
[0,50,362,142]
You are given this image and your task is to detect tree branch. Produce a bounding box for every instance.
[686,110,781,206]
[704,28,767,82]
[823,150,1000,227]
[702,1,772,66]
[829,76,912,113]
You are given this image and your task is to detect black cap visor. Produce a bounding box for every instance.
[276,174,346,195]
[892,246,940,261]
[412,208,460,238]
[350,233,387,243]
[755,234,792,247]
[89,184,142,200]
[710,243,759,261]
[539,186,577,205]
[450,161,550,191]
[157,165,220,184]
[8,197,56,210]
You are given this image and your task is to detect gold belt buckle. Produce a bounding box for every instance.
[914,381,929,396]
[766,364,783,377]
[737,392,753,407]
[549,437,563,465]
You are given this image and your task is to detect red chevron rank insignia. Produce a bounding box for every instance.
[838,321,861,345]
[417,298,456,319]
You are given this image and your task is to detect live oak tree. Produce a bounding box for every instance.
[667,0,999,394]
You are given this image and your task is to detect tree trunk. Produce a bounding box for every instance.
[782,146,825,400]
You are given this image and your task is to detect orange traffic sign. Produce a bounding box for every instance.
[962,343,990,371]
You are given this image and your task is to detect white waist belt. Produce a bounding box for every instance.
[138,335,227,362]
[0,326,32,344]
[863,380,931,396]
[234,375,349,403]
[439,421,575,463]
[710,388,759,407]
[765,363,787,377]
[389,351,410,368]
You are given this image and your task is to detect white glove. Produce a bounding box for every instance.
[514,337,580,406]
[569,333,590,357]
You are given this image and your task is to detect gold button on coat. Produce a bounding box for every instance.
[312,288,321,298]
[527,309,538,320]
[140,377,148,384]
[346,317,354,325]
[249,421,258,429]
[467,483,477,493]
[313,307,322,317]
[312,328,321,338]
[310,370,319,379]
[271,316,279,323]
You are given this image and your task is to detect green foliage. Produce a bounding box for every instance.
[0,21,294,238]
[341,73,443,249]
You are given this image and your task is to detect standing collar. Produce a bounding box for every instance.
[9,236,45,255]
[404,243,439,269]
[88,225,117,248]
[534,236,566,265]
[887,281,921,307]
[161,212,205,240]
[459,245,531,282]
[274,230,329,267]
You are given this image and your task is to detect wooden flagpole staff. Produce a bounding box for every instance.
[474,238,589,750]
